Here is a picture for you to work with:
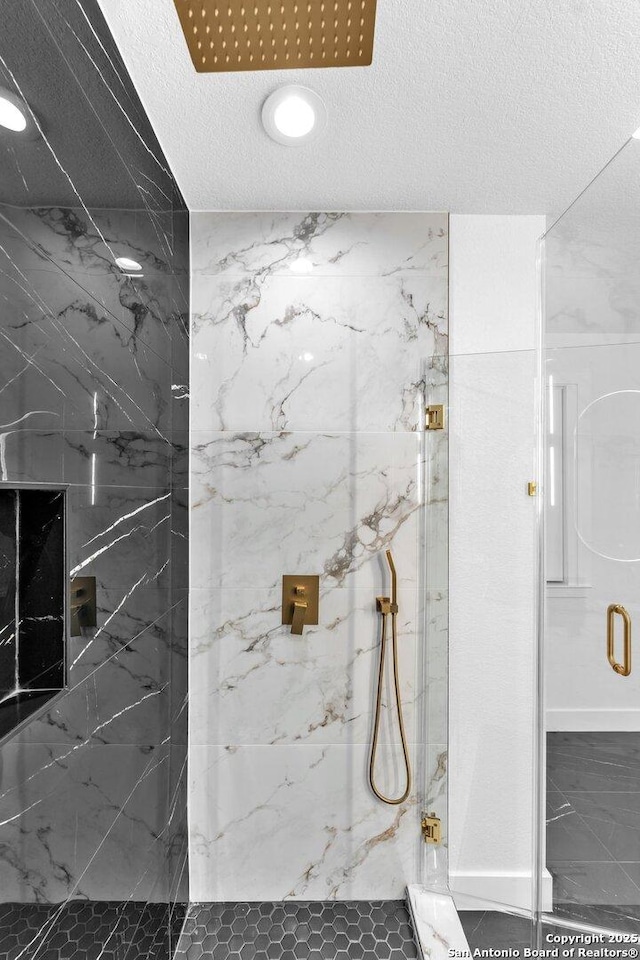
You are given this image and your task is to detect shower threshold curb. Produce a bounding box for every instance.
[407,885,470,960]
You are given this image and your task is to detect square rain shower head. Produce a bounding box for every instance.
[173,0,377,72]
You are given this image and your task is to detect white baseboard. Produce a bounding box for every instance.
[547,709,640,732]
[450,869,553,912]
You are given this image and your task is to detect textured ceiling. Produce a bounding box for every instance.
[98,0,640,215]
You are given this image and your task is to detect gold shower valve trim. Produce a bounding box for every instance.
[173,0,377,72]
[70,576,97,637]
[282,575,319,634]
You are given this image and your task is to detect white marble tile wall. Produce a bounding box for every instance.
[545,198,640,349]
[190,212,449,901]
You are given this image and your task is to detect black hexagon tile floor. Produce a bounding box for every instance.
[174,900,420,960]
[0,900,186,959]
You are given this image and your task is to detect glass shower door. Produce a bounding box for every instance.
[542,137,640,934]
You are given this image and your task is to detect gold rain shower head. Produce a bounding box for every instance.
[172,0,377,73]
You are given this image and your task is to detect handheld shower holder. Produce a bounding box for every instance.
[376,596,392,615]
[369,550,411,806]
[376,597,398,615]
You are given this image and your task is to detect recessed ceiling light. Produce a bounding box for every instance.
[0,87,39,139]
[633,127,640,140]
[262,86,326,146]
[115,256,143,275]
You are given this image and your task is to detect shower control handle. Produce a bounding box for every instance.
[291,600,307,635]
[70,576,97,636]
[281,575,319,635]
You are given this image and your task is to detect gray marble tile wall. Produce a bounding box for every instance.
[0,1,189,956]
[189,211,449,901]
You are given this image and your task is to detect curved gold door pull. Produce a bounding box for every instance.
[607,604,632,677]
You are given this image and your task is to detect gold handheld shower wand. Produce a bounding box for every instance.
[386,549,397,608]
[369,549,412,805]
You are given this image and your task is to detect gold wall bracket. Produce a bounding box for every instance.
[421,812,441,844]
[282,575,319,635]
[70,577,97,636]
[425,405,445,431]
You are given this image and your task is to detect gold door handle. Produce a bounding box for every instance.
[607,603,632,677]
[291,600,307,635]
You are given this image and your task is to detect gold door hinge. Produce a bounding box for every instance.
[425,405,445,431]
[421,812,441,845]
[527,481,537,497]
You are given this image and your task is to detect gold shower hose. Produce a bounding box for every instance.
[368,549,412,805]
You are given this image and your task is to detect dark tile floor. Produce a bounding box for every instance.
[173,901,419,960]
[0,900,186,960]
[460,734,640,948]
[458,910,533,951]
[459,911,623,951]
[547,732,640,929]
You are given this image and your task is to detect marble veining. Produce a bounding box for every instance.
[0,206,184,437]
[407,887,470,960]
[0,0,189,950]
[548,733,640,923]
[192,212,448,278]
[189,586,420,747]
[0,899,186,960]
[191,431,422,593]
[190,742,421,901]
[190,212,449,902]
[545,225,640,349]
[191,272,447,433]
